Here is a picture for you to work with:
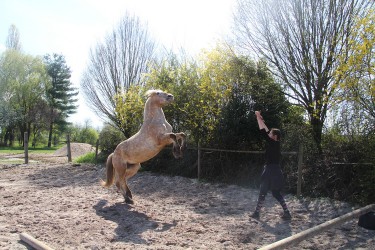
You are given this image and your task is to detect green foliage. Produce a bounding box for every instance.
[213,56,290,150]
[301,131,375,205]
[68,123,99,145]
[145,46,232,145]
[44,54,78,111]
[98,123,126,154]
[334,9,375,132]
[0,49,50,146]
[0,35,78,148]
[114,85,144,138]
[44,53,78,147]
[0,145,62,154]
[141,46,299,187]
[74,152,97,164]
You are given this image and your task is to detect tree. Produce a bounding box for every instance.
[113,85,144,137]
[334,9,375,134]
[44,53,78,147]
[214,55,290,150]
[233,0,372,152]
[6,24,21,51]
[98,123,126,154]
[0,50,50,145]
[68,121,99,145]
[145,48,230,145]
[81,13,156,132]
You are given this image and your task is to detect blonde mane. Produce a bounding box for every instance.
[145,89,163,97]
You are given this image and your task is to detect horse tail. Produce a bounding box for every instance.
[101,153,115,188]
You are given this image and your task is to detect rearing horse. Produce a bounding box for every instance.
[101,89,186,204]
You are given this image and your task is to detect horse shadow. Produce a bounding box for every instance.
[93,199,176,245]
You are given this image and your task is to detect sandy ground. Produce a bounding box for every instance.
[0,147,374,249]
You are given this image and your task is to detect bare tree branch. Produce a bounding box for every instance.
[81,14,156,132]
[233,0,372,150]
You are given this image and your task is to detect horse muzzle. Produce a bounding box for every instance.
[167,94,174,101]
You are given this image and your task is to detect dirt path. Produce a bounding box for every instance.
[0,159,374,249]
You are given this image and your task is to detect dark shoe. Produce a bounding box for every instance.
[281,211,291,220]
[251,211,260,219]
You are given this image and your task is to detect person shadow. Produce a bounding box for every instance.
[260,218,293,241]
[93,199,176,245]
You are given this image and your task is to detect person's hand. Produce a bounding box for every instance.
[255,111,263,120]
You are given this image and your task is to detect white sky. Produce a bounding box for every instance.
[0,0,236,129]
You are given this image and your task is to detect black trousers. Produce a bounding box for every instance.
[255,164,287,211]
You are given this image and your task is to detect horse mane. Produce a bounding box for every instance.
[145,89,163,98]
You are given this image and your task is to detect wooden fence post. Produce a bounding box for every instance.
[197,142,201,180]
[24,132,28,164]
[297,144,303,197]
[95,139,99,162]
[66,134,72,162]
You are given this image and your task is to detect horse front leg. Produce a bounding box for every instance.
[171,132,187,158]
[175,132,187,152]
[159,133,181,158]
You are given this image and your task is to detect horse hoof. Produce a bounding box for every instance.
[173,151,182,159]
[172,148,181,159]
[125,197,134,204]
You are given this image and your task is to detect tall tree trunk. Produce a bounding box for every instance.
[48,122,53,148]
[310,115,323,154]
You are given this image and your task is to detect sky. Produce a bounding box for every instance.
[0,0,236,129]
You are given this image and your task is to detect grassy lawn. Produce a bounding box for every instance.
[0,145,64,154]
[0,145,64,164]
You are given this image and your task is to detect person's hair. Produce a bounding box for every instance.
[271,128,281,141]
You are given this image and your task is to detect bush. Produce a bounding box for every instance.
[98,123,126,155]
[301,131,375,205]
[75,152,97,164]
[68,124,99,145]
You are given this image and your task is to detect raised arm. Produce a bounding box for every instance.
[255,111,269,132]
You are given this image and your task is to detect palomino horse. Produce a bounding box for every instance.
[101,89,186,204]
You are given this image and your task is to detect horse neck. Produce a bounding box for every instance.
[143,99,166,122]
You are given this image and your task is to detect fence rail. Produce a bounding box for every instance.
[21,133,372,198]
[193,143,304,196]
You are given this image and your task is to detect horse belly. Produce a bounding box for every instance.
[117,140,162,164]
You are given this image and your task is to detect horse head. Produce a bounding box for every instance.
[145,89,174,107]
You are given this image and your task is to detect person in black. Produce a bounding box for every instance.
[251,111,291,220]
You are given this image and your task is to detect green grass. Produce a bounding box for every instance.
[0,145,63,154]
[74,152,97,164]
[0,146,62,164]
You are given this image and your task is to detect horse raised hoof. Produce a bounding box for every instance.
[180,143,187,153]
[172,145,182,159]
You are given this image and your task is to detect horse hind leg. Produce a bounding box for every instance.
[123,163,141,203]
[118,170,134,204]
[112,155,134,204]
[123,182,134,204]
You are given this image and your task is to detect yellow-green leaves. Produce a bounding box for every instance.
[334,9,375,120]
[114,85,144,137]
